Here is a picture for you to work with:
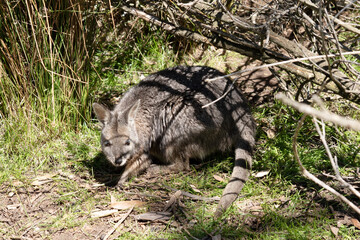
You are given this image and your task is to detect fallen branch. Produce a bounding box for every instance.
[120,5,316,80]
[299,0,360,36]
[278,93,360,215]
[206,50,360,82]
[202,51,360,108]
[163,190,182,212]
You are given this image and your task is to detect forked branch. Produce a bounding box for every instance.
[278,94,360,215]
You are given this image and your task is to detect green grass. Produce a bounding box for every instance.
[2,107,360,238]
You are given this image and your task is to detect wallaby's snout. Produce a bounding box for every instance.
[115,157,126,166]
[93,66,255,218]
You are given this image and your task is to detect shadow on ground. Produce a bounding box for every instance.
[81,152,123,187]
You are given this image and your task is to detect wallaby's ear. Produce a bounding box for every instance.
[93,103,111,125]
[126,99,141,123]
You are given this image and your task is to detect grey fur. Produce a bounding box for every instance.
[93,66,255,217]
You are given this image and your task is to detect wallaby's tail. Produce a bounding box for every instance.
[214,143,253,218]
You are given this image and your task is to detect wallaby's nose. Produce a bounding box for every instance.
[115,156,128,166]
[115,157,123,165]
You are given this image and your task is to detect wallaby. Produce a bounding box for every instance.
[93,66,255,217]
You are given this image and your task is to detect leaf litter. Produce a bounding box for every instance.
[2,167,360,239]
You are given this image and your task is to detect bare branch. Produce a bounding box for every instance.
[275,93,360,131]
[313,118,360,199]
[300,0,360,35]
[120,1,360,104]
[292,115,360,215]
[206,51,360,82]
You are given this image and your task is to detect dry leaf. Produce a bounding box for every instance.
[32,179,53,186]
[254,170,270,178]
[163,190,182,211]
[7,204,20,210]
[266,129,276,138]
[35,173,57,180]
[91,209,118,218]
[213,174,225,182]
[190,184,201,193]
[31,173,57,186]
[337,215,353,227]
[110,200,146,210]
[351,218,360,230]
[12,181,23,187]
[330,226,339,237]
[133,212,172,221]
[92,183,104,188]
[58,170,76,180]
[250,205,263,212]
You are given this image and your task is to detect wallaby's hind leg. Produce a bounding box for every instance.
[214,143,253,218]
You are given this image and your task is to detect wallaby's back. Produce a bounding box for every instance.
[94,66,255,217]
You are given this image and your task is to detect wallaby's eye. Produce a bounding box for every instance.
[104,140,111,147]
[125,139,131,146]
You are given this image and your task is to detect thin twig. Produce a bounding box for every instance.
[203,50,360,109]
[300,0,360,35]
[162,184,220,202]
[202,83,234,108]
[101,207,133,240]
[108,0,116,31]
[206,51,360,82]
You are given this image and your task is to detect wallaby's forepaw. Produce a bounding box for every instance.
[116,175,128,187]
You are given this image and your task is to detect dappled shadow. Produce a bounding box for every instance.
[84,150,234,188]
[232,58,279,106]
[292,176,360,218]
[237,69,278,106]
[82,152,122,187]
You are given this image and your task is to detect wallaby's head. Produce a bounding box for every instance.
[93,100,141,167]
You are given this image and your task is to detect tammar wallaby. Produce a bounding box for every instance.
[93,66,255,217]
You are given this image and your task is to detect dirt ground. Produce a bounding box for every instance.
[1,172,173,239]
[2,167,358,239]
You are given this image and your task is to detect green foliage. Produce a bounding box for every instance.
[0,0,99,131]
[253,100,360,184]
[94,26,177,102]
